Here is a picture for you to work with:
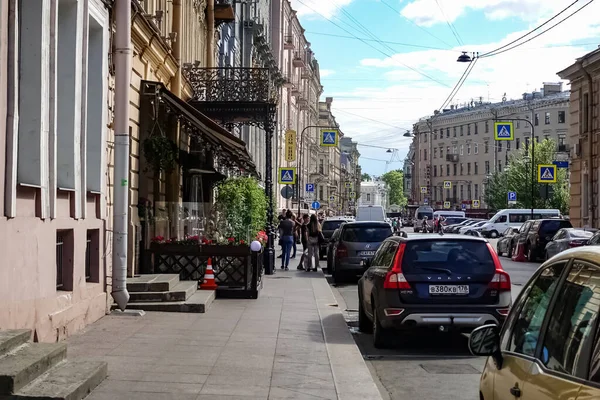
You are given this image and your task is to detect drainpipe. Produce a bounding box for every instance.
[111,0,131,310]
[580,61,595,227]
[206,0,215,67]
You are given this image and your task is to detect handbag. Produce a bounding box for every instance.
[318,231,326,245]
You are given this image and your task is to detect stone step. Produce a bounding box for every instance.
[117,290,216,313]
[0,330,31,357]
[128,280,198,302]
[12,360,107,400]
[126,274,180,292]
[0,343,67,395]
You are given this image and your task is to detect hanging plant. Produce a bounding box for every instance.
[143,135,179,173]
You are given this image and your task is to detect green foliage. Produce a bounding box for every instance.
[381,169,408,208]
[215,177,267,241]
[361,173,371,181]
[483,139,569,214]
[143,135,179,172]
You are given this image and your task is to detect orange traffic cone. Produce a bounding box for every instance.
[200,258,218,290]
[512,242,526,262]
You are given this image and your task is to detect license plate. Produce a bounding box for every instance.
[429,285,469,295]
[359,251,375,256]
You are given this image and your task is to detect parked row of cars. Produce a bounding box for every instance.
[443,218,488,235]
[496,218,599,261]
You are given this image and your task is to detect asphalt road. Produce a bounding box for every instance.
[325,228,542,400]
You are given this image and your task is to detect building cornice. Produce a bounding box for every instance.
[557,48,600,81]
[131,17,178,82]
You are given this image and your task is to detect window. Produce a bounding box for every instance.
[485,161,490,174]
[433,148,437,159]
[467,124,471,135]
[485,121,489,133]
[446,128,450,138]
[433,166,437,177]
[474,184,479,198]
[424,149,428,160]
[498,161,502,172]
[56,230,74,291]
[440,147,444,158]
[453,127,457,137]
[467,163,471,175]
[446,164,450,176]
[366,193,371,201]
[525,137,531,151]
[342,225,392,242]
[319,186,324,201]
[459,145,463,155]
[507,141,511,151]
[504,262,566,356]
[424,133,428,142]
[474,123,478,134]
[447,146,451,155]
[460,164,464,175]
[453,145,458,154]
[474,162,478,175]
[460,125,464,136]
[517,120,520,129]
[536,135,539,143]
[497,142,502,152]
[535,113,539,126]
[319,159,324,174]
[545,112,551,125]
[453,164,457,176]
[433,130,437,140]
[467,144,471,155]
[474,143,479,154]
[484,142,489,154]
[543,261,600,379]
[516,138,520,149]
[460,185,464,199]
[558,111,566,124]
[85,230,100,283]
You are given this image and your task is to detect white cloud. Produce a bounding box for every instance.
[401,0,580,27]
[320,1,600,175]
[320,69,336,78]
[290,0,354,18]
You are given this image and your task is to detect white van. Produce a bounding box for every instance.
[356,205,386,222]
[433,210,466,219]
[413,205,434,233]
[480,208,561,238]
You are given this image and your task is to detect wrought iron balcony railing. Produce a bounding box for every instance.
[183,67,277,104]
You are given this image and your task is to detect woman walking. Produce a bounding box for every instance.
[278,210,296,271]
[306,214,322,272]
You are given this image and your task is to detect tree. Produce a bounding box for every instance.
[381,169,408,208]
[361,173,371,181]
[484,139,569,213]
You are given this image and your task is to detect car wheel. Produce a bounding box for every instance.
[496,243,503,256]
[372,299,388,349]
[489,230,499,238]
[358,289,373,333]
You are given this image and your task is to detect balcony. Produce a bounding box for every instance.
[446,154,459,163]
[291,86,302,97]
[557,143,570,153]
[301,67,310,80]
[283,35,294,50]
[292,52,306,68]
[297,96,309,110]
[214,0,235,25]
[282,75,294,89]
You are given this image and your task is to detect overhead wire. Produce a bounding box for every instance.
[304,31,449,51]
[438,58,478,111]
[433,0,464,46]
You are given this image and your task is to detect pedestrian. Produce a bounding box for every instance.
[277,209,286,258]
[297,214,309,270]
[306,214,323,272]
[278,210,296,271]
[290,213,298,258]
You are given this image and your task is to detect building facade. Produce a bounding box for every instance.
[403,142,415,203]
[318,97,343,215]
[0,0,110,341]
[412,83,570,210]
[359,180,388,209]
[340,136,361,215]
[558,49,600,228]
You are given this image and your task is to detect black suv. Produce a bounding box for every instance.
[524,218,572,261]
[357,235,511,348]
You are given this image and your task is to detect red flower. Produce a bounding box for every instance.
[239,240,246,244]
[227,237,235,243]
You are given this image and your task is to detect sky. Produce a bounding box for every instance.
[289,0,600,176]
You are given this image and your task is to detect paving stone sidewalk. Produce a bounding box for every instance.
[67,265,383,400]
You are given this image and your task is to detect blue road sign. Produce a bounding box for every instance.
[306,183,315,192]
[553,161,569,169]
[320,129,339,147]
[461,203,467,210]
[311,201,321,210]
[538,164,557,183]
[278,167,296,184]
[424,198,429,205]
[508,191,517,202]
[494,122,514,141]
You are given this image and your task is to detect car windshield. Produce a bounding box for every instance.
[322,220,344,230]
[401,240,495,274]
[417,212,433,220]
[342,225,392,242]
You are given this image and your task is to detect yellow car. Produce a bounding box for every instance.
[469,246,600,400]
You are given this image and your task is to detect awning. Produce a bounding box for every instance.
[140,80,256,175]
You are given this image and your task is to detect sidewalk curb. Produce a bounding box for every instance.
[312,275,384,400]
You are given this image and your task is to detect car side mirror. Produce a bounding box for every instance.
[400,231,408,238]
[469,324,503,368]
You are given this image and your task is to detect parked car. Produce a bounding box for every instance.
[441,217,468,228]
[496,227,519,257]
[523,218,573,261]
[587,230,600,246]
[451,219,482,233]
[320,218,350,259]
[325,227,344,274]
[357,235,511,348]
[479,208,561,238]
[459,220,487,235]
[510,220,536,258]
[469,246,600,400]
[544,228,596,260]
[444,219,473,233]
[329,222,393,284]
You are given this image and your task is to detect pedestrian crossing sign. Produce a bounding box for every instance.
[349,191,356,198]
[538,164,557,183]
[472,200,480,209]
[420,186,428,194]
[494,122,514,141]
[443,181,452,189]
[345,182,352,189]
[320,129,339,147]
[329,195,335,201]
[444,201,451,209]
[278,167,296,184]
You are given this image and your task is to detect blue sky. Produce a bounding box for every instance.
[290,0,600,176]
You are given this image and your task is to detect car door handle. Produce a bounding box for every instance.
[510,384,521,397]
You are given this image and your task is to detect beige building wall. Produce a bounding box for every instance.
[558,49,600,228]
[412,86,569,209]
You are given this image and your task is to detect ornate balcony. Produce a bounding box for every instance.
[283,35,294,50]
[292,52,306,68]
[301,67,310,80]
[183,67,278,125]
[214,0,235,25]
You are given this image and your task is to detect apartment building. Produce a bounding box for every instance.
[359,180,388,209]
[340,136,361,214]
[412,83,570,209]
[0,0,110,341]
[558,48,600,228]
[404,142,415,202]
[318,97,343,215]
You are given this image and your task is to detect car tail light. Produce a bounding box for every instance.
[384,243,411,289]
[384,308,405,316]
[486,243,511,291]
[497,308,510,316]
[569,240,586,247]
[336,243,348,258]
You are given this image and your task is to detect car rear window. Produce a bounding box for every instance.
[401,240,495,274]
[323,221,344,230]
[342,225,392,242]
[539,220,572,234]
[569,230,594,238]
